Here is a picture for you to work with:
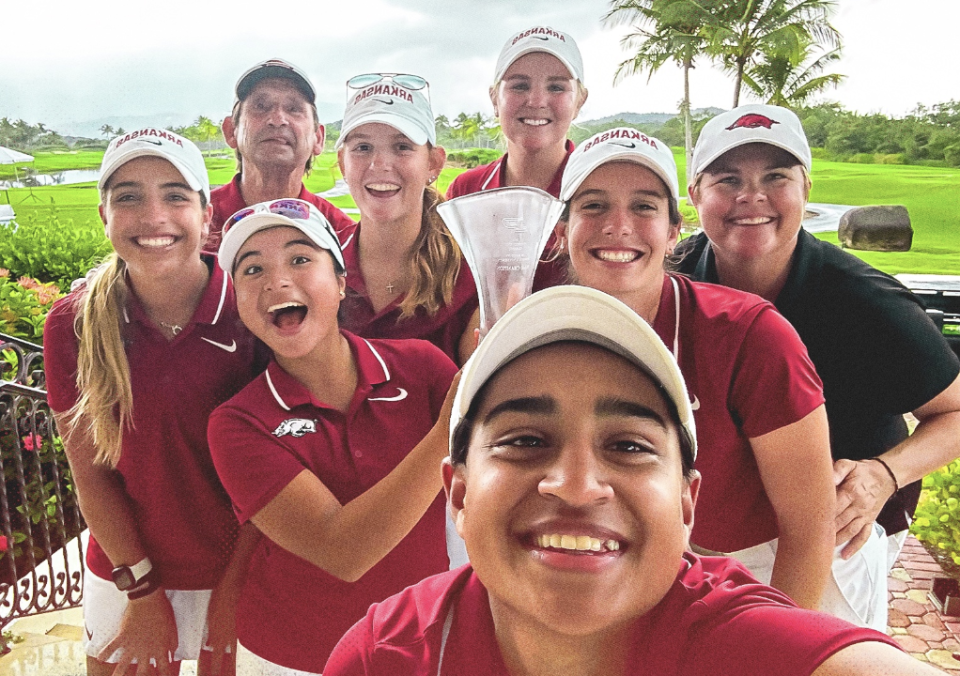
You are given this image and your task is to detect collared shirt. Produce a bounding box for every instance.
[44,259,262,589]
[324,555,898,676]
[206,173,356,255]
[208,332,456,671]
[337,223,479,364]
[445,139,575,290]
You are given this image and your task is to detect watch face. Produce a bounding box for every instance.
[112,567,136,591]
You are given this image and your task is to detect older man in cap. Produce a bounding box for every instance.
[206,59,354,254]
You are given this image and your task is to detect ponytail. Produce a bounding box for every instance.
[65,253,134,467]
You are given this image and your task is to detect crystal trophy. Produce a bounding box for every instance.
[437,186,565,338]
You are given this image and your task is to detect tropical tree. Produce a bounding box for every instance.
[99,124,115,139]
[742,34,844,107]
[702,0,841,107]
[605,0,718,180]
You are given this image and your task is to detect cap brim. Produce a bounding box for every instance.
[498,46,579,82]
[336,114,431,149]
[451,285,695,456]
[98,148,208,200]
[693,136,810,178]
[218,212,344,274]
[561,151,678,202]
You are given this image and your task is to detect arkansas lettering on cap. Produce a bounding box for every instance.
[494,26,584,84]
[690,104,812,177]
[560,127,679,202]
[336,79,436,149]
[98,128,210,201]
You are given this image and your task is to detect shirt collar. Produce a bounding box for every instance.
[263,330,391,412]
[124,257,230,327]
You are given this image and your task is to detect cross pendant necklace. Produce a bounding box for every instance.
[386,283,395,294]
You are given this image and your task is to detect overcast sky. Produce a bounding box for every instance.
[2,0,957,137]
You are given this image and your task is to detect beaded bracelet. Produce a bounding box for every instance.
[868,457,900,493]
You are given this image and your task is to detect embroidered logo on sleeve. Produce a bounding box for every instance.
[273,418,318,438]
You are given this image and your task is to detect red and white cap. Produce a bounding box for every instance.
[494,26,584,84]
[337,78,435,148]
[98,128,210,201]
[235,58,316,104]
[691,103,812,177]
[451,285,697,458]
[560,127,679,201]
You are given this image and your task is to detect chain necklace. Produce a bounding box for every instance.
[158,320,183,335]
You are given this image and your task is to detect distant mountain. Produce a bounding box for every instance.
[581,107,726,127]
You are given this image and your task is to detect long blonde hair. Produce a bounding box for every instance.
[65,253,133,467]
[396,186,462,319]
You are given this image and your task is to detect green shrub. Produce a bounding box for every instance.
[446,148,503,169]
[876,153,906,165]
[809,147,832,159]
[911,460,960,567]
[0,271,62,341]
[849,153,876,164]
[0,207,111,290]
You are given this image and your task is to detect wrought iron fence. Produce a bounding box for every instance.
[0,332,84,628]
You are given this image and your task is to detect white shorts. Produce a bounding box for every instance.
[84,570,216,663]
[241,643,320,676]
[728,523,890,631]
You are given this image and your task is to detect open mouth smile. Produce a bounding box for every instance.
[268,301,307,329]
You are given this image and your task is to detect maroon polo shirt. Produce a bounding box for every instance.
[445,139,575,290]
[206,173,356,255]
[337,223,479,364]
[325,555,898,676]
[44,260,262,589]
[208,332,456,672]
[652,274,824,552]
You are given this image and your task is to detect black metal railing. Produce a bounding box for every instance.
[0,332,84,628]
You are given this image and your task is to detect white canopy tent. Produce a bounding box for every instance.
[0,145,36,206]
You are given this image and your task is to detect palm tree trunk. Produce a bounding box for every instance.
[733,63,743,107]
[682,57,693,185]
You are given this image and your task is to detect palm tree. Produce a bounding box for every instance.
[703,0,841,107]
[605,0,717,181]
[742,35,844,107]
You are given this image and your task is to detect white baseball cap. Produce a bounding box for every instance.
[560,127,679,201]
[337,74,436,148]
[218,198,345,275]
[98,128,210,202]
[235,58,316,103]
[494,26,584,84]
[451,285,697,459]
[690,103,812,178]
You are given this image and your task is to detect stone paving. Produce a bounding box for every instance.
[2,534,960,674]
[888,536,960,672]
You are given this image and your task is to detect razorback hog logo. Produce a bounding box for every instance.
[273,418,317,438]
[114,128,183,149]
[726,114,779,131]
[582,128,658,153]
[353,84,413,105]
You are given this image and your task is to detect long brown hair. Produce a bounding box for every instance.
[396,186,462,319]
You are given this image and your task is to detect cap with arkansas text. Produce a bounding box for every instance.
[98,128,210,202]
[494,26,584,84]
[235,58,316,104]
[690,103,812,178]
[451,285,697,459]
[337,74,435,148]
[560,127,679,201]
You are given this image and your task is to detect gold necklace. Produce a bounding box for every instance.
[157,320,183,335]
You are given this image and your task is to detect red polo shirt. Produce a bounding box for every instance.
[324,555,898,676]
[206,173,356,255]
[44,260,262,589]
[337,223,479,364]
[653,275,824,552]
[208,332,456,672]
[445,140,575,290]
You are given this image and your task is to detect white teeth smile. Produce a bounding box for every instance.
[267,301,306,313]
[733,216,774,225]
[137,236,175,248]
[536,534,621,552]
[521,118,549,126]
[596,250,639,263]
[367,183,400,192]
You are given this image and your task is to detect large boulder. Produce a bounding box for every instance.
[838,205,913,251]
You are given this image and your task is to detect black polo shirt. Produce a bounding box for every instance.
[675,230,960,532]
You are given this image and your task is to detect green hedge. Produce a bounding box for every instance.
[912,462,960,567]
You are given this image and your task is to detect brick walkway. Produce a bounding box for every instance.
[889,536,960,672]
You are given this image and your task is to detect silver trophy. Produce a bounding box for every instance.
[437,186,565,338]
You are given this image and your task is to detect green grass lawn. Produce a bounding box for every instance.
[3,150,955,276]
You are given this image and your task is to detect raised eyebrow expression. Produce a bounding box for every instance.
[481,394,669,430]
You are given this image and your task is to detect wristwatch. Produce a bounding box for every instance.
[111,557,153,591]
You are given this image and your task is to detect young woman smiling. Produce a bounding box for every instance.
[447,26,589,289]
[335,73,479,365]
[552,127,835,611]
[43,130,262,676]
[208,200,457,674]
[677,103,960,629]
